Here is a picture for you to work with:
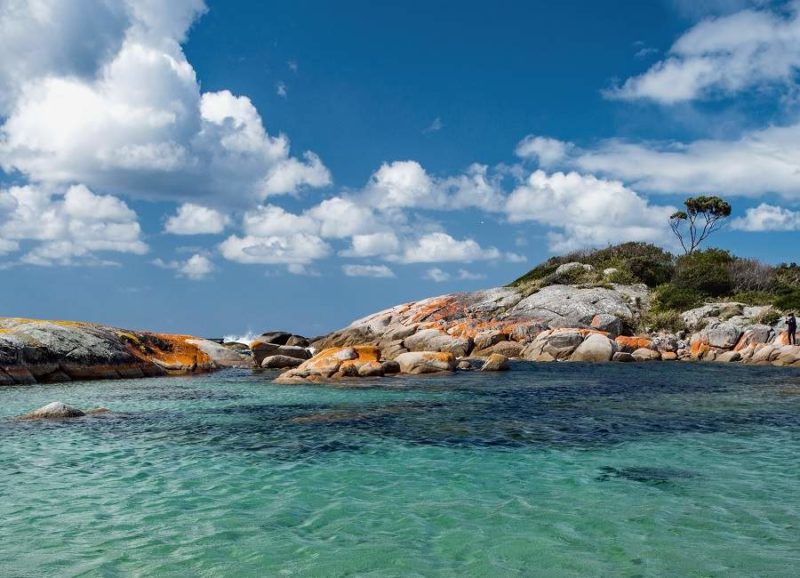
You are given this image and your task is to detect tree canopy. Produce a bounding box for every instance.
[669,195,731,255]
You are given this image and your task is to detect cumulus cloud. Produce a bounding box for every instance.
[0,0,330,204]
[154,253,215,279]
[505,170,675,252]
[219,232,330,267]
[515,135,572,166]
[731,203,800,231]
[342,264,396,278]
[423,267,451,282]
[0,184,147,265]
[394,232,502,264]
[165,203,230,235]
[607,3,800,103]
[340,232,401,258]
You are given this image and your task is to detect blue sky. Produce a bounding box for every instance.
[1,0,800,337]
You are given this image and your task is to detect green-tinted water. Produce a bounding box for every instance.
[1,363,799,577]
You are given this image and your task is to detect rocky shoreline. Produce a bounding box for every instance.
[2,277,799,386]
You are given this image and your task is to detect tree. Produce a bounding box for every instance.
[669,195,732,255]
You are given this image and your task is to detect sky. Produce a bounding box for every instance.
[1,0,800,337]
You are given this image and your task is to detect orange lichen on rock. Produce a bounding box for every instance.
[690,335,710,359]
[123,332,213,373]
[615,336,653,352]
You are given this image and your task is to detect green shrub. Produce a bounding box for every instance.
[606,267,638,285]
[651,283,704,312]
[673,249,734,297]
[756,309,781,326]
[732,291,776,306]
[640,310,687,333]
[773,287,800,313]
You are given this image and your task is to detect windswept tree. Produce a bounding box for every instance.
[669,195,732,255]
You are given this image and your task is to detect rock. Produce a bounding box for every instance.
[480,340,524,358]
[509,284,647,328]
[590,314,623,336]
[381,360,401,374]
[250,339,281,366]
[357,361,385,377]
[275,346,382,383]
[186,338,251,368]
[275,345,312,360]
[379,340,408,360]
[554,262,594,276]
[735,325,773,351]
[457,360,473,370]
[661,352,678,361]
[704,322,742,350]
[615,336,653,353]
[651,334,679,353]
[394,351,457,374]
[521,329,585,362]
[86,407,111,415]
[612,352,634,362]
[570,333,616,362]
[473,330,506,351]
[750,344,778,364]
[508,323,547,343]
[286,335,310,347]
[603,267,618,277]
[260,355,304,369]
[222,342,250,353]
[632,348,661,361]
[259,331,293,345]
[773,345,800,366]
[716,351,742,363]
[480,354,510,371]
[404,329,473,357]
[19,401,85,420]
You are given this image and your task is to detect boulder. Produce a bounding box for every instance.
[661,352,678,361]
[286,335,310,348]
[481,340,524,358]
[651,334,679,353]
[554,262,594,276]
[275,345,312,360]
[615,336,654,353]
[508,323,547,343]
[250,339,281,366]
[473,330,506,351]
[570,333,616,362]
[705,322,742,350]
[612,352,634,362]
[521,329,585,362]
[457,360,473,370]
[260,355,304,369]
[735,325,773,351]
[357,361,385,377]
[394,351,457,374]
[275,346,381,383]
[750,344,779,364]
[19,401,85,420]
[381,360,401,374]
[632,348,661,361]
[259,331,293,345]
[590,314,623,336]
[379,340,408,360]
[403,329,473,358]
[773,345,800,367]
[715,351,742,363]
[481,354,510,371]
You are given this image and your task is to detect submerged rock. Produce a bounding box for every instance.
[19,401,85,420]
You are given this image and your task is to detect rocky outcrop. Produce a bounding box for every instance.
[395,351,457,374]
[19,401,86,419]
[480,354,510,371]
[571,333,616,362]
[0,317,250,385]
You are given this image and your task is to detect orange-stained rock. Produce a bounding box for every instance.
[690,334,710,359]
[394,351,457,374]
[615,336,653,353]
[274,346,382,383]
[661,352,678,361]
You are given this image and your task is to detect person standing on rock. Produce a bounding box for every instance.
[787,313,797,345]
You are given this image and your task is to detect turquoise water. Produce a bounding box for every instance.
[2,363,800,577]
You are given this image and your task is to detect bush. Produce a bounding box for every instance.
[729,258,777,293]
[773,287,800,313]
[651,283,704,312]
[509,242,674,287]
[673,249,734,297]
[756,309,781,326]
[641,310,687,333]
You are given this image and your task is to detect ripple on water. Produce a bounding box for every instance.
[1,362,800,576]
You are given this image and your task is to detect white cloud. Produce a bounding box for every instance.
[0,1,330,204]
[573,123,800,199]
[340,232,401,257]
[515,135,572,166]
[457,269,486,280]
[305,197,380,238]
[165,203,230,235]
[154,253,214,280]
[0,184,147,265]
[395,232,501,264]
[342,264,396,278]
[363,160,441,210]
[607,3,800,103]
[423,267,451,282]
[242,205,318,237]
[423,117,443,134]
[505,170,675,252]
[276,81,287,98]
[219,232,330,266]
[731,203,800,231]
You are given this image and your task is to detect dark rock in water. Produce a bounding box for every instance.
[597,466,696,485]
[223,342,250,353]
[259,331,293,345]
[19,401,86,420]
[286,335,310,348]
[260,355,304,369]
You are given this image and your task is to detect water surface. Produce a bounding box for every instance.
[2,362,799,576]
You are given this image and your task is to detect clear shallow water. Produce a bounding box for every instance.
[2,363,800,577]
